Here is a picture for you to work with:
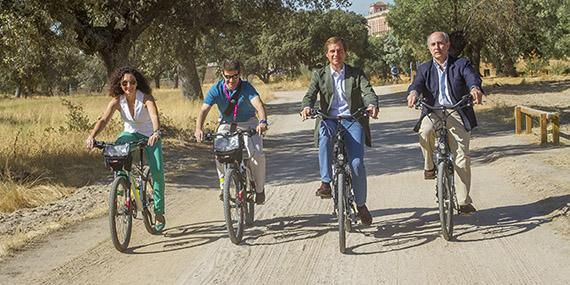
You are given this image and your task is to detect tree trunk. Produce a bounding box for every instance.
[176,35,203,99]
[503,56,518,77]
[14,85,21,98]
[174,67,179,89]
[99,41,133,79]
[154,74,161,89]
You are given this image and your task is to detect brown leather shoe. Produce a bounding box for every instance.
[459,204,477,214]
[424,168,436,180]
[315,182,332,198]
[357,204,372,226]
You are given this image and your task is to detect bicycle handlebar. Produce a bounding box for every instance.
[309,107,369,120]
[414,94,472,111]
[204,128,257,142]
[93,139,148,150]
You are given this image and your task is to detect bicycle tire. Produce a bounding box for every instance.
[223,168,245,244]
[337,172,347,253]
[437,161,454,240]
[109,176,132,252]
[141,166,159,235]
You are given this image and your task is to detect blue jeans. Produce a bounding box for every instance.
[318,119,367,206]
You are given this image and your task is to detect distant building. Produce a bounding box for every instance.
[365,1,390,37]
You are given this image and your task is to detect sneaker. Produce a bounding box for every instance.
[255,191,265,205]
[357,204,372,226]
[315,182,332,199]
[424,168,436,180]
[459,204,477,214]
[154,214,166,232]
[219,192,223,201]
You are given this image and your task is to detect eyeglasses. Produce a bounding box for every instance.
[222,73,240,80]
[121,80,137,87]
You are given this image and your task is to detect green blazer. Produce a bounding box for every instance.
[301,64,378,147]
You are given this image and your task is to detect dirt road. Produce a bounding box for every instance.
[1,86,569,284]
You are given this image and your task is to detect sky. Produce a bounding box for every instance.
[346,0,394,15]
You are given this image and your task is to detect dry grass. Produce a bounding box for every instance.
[0,83,274,212]
[0,81,274,213]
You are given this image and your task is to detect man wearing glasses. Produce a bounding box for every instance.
[195,59,268,204]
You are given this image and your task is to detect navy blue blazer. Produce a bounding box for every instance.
[408,56,482,131]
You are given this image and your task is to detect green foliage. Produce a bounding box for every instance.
[550,62,570,75]
[60,99,93,132]
[523,51,548,77]
[388,0,570,76]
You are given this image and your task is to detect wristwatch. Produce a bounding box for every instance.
[153,129,161,137]
[259,119,268,125]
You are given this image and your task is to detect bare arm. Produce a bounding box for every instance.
[194,103,213,142]
[85,98,119,148]
[144,94,161,146]
[251,96,267,134]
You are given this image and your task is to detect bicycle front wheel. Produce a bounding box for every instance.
[141,166,159,235]
[223,168,245,244]
[109,176,133,252]
[244,178,255,226]
[437,161,454,240]
[337,172,347,253]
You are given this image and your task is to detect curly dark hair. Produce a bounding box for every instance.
[108,66,152,97]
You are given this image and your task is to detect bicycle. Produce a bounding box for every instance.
[414,94,472,240]
[206,127,258,244]
[309,107,368,253]
[94,139,160,252]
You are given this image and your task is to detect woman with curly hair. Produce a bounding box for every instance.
[85,66,166,232]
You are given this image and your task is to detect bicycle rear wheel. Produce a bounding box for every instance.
[337,172,347,253]
[141,166,159,235]
[437,161,454,240]
[223,168,245,244]
[109,176,132,252]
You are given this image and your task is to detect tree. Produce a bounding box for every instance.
[39,0,177,76]
[388,0,569,76]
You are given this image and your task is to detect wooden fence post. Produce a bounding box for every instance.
[551,113,560,145]
[540,113,547,144]
[515,106,522,134]
[525,114,533,134]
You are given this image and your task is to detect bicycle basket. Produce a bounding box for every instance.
[103,143,133,171]
[213,133,243,163]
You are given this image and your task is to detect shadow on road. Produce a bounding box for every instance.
[238,194,569,255]
[125,220,227,254]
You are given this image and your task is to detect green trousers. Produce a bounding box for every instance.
[116,132,165,215]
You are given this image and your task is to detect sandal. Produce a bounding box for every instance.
[154,214,166,232]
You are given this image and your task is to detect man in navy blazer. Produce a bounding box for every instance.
[406,31,484,214]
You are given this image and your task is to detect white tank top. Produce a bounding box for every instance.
[118,90,153,137]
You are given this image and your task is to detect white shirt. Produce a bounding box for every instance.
[329,65,350,116]
[118,90,153,137]
[434,58,454,107]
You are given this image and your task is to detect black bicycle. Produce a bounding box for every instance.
[207,127,258,244]
[415,94,472,240]
[310,107,368,253]
[94,139,159,252]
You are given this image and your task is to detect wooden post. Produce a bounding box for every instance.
[525,114,533,134]
[551,113,560,145]
[515,106,522,134]
[540,113,547,144]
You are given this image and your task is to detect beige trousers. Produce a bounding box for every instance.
[216,117,266,193]
[419,111,472,205]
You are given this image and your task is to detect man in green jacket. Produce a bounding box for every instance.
[300,37,379,226]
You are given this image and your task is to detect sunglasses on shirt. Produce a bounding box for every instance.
[121,80,137,87]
